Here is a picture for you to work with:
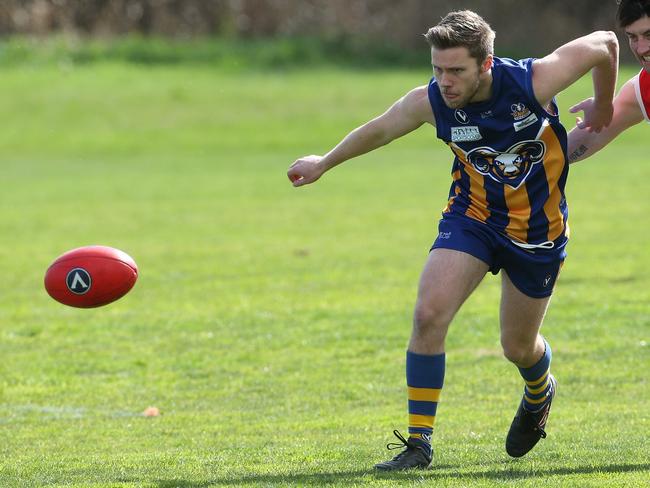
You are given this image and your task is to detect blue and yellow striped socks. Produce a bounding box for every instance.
[518,340,553,412]
[406,351,445,451]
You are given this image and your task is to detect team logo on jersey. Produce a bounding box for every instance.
[454,109,469,124]
[510,102,532,120]
[466,140,546,189]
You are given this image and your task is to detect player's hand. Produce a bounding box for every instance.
[287,155,326,187]
[569,97,613,133]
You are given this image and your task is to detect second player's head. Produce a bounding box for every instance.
[617,0,650,71]
[425,10,495,108]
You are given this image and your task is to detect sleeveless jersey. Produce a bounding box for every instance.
[428,57,569,247]
[634,69,650,122]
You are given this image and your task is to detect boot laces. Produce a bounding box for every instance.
[385,430,420,459]
[521,404,549,438]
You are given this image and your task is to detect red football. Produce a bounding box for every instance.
[44,245,138,308]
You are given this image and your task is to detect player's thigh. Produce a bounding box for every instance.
[416,248,489,322]
[499,270,552,345]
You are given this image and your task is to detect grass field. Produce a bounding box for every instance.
[0,54,648,487]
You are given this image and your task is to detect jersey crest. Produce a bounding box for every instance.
[466,140,545,189]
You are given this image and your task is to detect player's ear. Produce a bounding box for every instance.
[480,55,493,73]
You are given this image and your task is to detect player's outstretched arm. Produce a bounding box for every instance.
[567,78,644,163]
[287,86,434,187]
[532,31,619,132]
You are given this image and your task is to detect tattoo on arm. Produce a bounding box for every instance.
[568,144,588,163]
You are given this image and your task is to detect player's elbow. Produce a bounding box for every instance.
[604,30,619,53]
[595,30,619,59]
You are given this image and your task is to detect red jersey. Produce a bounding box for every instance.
[635,69,650,122]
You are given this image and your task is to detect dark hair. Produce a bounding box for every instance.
[424,10,495,64]
[617,0,650,27]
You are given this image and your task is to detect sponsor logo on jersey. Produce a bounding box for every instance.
[454,109,470,124]
[513,112,539,131]
[480,110,493,119]
[466,140,546,189]
[510,102,532,120]
[451,126,482,142]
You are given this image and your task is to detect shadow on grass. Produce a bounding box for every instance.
[149,462,650,487]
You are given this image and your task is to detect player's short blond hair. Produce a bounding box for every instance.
[424,10,495,65]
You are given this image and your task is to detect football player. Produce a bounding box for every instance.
[288,10,618,470]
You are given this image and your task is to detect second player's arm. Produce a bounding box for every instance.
[567,78,644,163]
[288,86,435,187]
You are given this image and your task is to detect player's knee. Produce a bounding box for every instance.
[501,337,535,365]
[413,302,451,339]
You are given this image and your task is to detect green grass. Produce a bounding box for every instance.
[0,36,427,69]
[0,55,648,487]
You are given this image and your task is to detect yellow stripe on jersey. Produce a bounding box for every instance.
[408,387,442,402]
[539,124,568,242]
[449,144,490,223]
[444,169,462,213]
[504,183,531,243]
[466,173,490,224]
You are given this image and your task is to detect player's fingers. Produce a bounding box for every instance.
[293,176,310,187]
[287,167,303,184]
[569,99,590,113]
[289,156,312,168]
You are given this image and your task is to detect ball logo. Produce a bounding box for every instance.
[66,268,92,295]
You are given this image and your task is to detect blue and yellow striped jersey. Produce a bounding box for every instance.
[428,57,569,247]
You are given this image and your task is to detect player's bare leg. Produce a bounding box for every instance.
[500,271,557,457]
[409,249,489,354]
[375,249,488,471]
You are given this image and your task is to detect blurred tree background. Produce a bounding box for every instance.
[0,1,634,64]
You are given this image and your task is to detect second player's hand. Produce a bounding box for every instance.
[569,97,613,133]
[287,155,327,187]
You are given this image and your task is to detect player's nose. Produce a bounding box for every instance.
[438,73,453,87]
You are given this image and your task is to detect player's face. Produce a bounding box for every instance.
[624,15,650,72]
[431,47,492,109]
